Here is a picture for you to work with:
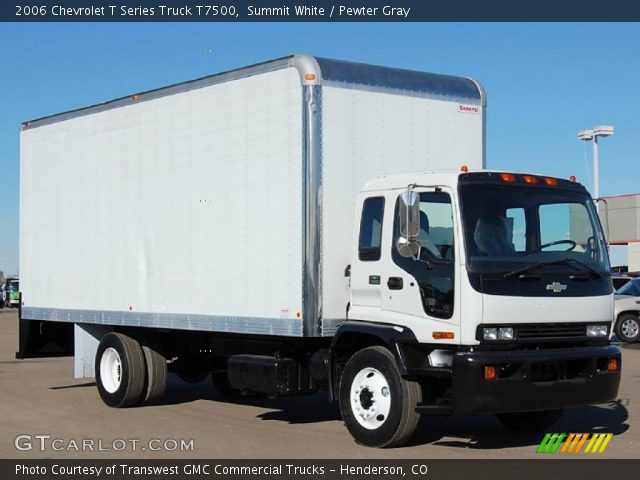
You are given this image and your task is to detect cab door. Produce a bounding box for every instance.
[349,195,387,313]
[382,189,460,328]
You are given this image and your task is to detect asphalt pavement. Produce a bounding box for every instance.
[0,308,637,459]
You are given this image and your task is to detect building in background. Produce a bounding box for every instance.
[599,194,640,271]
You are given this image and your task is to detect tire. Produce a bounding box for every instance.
[615,313,640,343]
[496,409,563,432]
[95,333,146,408]
[141,343,167,405]
[338,346,422,448]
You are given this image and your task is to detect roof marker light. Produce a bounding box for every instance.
[500,173,517,183]
[569,175,577,182]
[131,94,139,101]
[523,175,538,184]
[544,177,559,186]
[460,165,469,172]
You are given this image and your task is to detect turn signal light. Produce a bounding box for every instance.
[608,358,619,372]
[500,173,517,183]
[484,365,497,380]
[433,331,454,340]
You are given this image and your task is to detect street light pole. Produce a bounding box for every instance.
[593,134,599,200]
[577,125,614,201]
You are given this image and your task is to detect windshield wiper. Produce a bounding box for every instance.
[503,258,604,279]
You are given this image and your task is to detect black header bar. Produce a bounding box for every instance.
[3,1,640,22]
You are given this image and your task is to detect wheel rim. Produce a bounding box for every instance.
[621,318,639,339]
[100,347,122,393]
[350,367,392,430]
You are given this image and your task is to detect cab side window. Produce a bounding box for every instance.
[359,197,385,261]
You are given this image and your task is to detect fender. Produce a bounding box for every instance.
[328,320,419,400]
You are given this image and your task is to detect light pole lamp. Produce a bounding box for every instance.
[577,125,614,200]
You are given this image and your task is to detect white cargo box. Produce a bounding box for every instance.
[20,55,485,337]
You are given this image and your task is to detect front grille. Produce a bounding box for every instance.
[517,323,586,339]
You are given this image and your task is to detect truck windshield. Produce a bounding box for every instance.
[458,184,610,275]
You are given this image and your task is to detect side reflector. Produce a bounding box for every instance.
[484,365,497,380]
[523,175,538,184]
[544,177,559,186]
[500,173,517,183]
[608,358,619,371]
[433,331,454,340]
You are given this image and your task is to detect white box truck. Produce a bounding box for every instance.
[19,55,620,447]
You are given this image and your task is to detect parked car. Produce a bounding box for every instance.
[614,277,640,342]
[612,275,633,291]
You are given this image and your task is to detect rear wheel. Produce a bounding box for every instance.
[496,409,563,431]
[615,313,640,343]
[141,343,167,405]
[95,333,146,408]
[339,346,422,448]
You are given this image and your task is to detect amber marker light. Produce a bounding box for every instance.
[523,175,538,184]
[131,94,139,101]
[484,365,497,380]
[544,177,559,186]
[608,358,619,372]
[500,173,517,183]
[460,165,469,172]
[304,74,316,80]
[569,175,577,182]
[432,331,454,340]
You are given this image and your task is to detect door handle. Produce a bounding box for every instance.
[387,277,404,290]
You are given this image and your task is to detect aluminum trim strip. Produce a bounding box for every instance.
[321,318,344,337]
[22,55,297,130]
[302,84,323,337]
[22,307,304,337]
[316,57,482,104]
[322,80,482,104]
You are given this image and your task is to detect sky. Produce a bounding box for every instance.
[1,22,639,274]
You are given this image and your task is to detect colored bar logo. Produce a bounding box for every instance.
[537,433,613,454]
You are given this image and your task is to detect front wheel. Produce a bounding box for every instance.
[339,346,422,448]
[615,313,640,343]
[496,409,563,432]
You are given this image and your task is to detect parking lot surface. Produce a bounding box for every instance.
[0,309,637,458]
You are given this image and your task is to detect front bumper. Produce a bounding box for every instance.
[451,345,621,414]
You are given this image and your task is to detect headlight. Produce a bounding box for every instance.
[483,328,497,340]
[498,327,514,340]
[586,325,608,337]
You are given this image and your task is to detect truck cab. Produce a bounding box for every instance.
[334,169,620,446]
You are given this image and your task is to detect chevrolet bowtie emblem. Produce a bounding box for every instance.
[546,282,568,293]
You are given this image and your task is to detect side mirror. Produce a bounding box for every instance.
[397,189,421,259]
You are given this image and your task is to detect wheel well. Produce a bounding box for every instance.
[330,332,389,400]
[617,310,640,321]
